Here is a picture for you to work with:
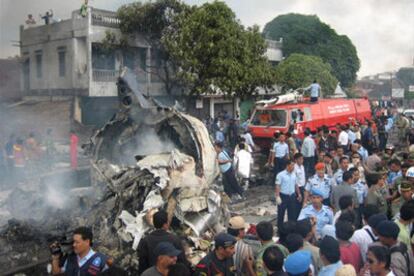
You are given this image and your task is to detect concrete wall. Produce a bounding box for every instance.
[0,59,22,101]
[20,15,90,96]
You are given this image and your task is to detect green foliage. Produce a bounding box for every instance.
[117,0,191,93]
[274,53,338,95]
[162,1,276,97]
[100,30,117,53]
[263,13,360,87]
[396,67,414,88]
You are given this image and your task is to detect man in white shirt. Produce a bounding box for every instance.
[242,130,256,151]
[301,129,316,178]
[234,143,253,190]
[338,125,349,152]
[350,206,385,262]
[294,153,306,216]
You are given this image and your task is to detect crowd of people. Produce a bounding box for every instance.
[44,107,413,275]
[69,109,412,276]
[190,108,414,275]
[0,129,79,185]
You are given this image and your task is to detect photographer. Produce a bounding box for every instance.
[51,227,109,276]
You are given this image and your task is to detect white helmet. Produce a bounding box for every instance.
[406,167,414,178]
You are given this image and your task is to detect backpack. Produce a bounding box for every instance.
[390,243,411,276]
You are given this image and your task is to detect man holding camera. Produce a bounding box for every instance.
[51,227,109,276]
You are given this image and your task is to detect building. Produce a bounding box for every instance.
[20,7,283,125]
[20,7,163,125]
[0,58,22,101]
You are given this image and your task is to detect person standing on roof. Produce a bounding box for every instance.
[306,80,321,103]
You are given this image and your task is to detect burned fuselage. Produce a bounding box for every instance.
[0,68,226,274]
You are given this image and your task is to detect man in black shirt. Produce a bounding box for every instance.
[137,210,187,274]
[194,233,237,276]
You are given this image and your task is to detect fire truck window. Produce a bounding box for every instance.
[252,110,286,126]
[304,107,312,121]
[291,109,304,124]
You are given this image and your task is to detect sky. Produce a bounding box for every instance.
[0,0,413,77]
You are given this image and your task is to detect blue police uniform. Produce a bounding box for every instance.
[351,180,368,205]
[387,171,402,186]
[276,169,298,229]
[298,204,333,239]
[332,168,345,186]
[305,174,333,205]
[273,142,289,179]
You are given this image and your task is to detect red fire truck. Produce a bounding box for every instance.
[248,94,372,149]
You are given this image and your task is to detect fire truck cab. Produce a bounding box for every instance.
[248,96,372,149]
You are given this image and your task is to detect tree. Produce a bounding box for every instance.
[263,13,360,87]
[396,67,414,88]
[162,1,276,97]
[117,0,191,94]
[274,53,338,95]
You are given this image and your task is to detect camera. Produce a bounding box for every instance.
[50,243,62,256]
[49,237,73,256]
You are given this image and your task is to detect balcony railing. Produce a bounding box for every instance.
[92,69,118,82]
[91,9,120,28]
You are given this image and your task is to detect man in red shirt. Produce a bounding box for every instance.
[335,220,362,273]
[70,130,79,169]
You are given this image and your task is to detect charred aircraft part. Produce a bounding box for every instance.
[82,68,225,267]
[0,68,225,274]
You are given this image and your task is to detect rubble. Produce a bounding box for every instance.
[0,68,229,274]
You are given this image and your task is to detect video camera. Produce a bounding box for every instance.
[49,236,73,266]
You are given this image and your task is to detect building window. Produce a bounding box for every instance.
[58,49,66,77]
[92,43,115,70]
[35,51,42,78]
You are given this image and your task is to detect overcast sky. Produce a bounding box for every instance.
[1,0,413,77]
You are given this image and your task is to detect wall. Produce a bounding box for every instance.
[0,59,22,101]
[20,16,90,95]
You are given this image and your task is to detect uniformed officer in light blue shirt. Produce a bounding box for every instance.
[349,168,368,205]
[270,134,290,181]
[275,160,301,230]
[298,187,334,239]
[332,157,350,186]
[304,162,333,206]
[306,80,321,103]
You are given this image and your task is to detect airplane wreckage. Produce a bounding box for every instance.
[0,68,230,274]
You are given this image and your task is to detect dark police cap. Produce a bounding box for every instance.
[214,232,236,248]
[154,242,181,257]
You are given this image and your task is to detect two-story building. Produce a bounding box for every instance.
[20,8,162,125]
[20,7,283,126]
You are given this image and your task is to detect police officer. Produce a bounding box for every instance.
[195,232,237,276]
[51,227,109,276]
[332,156,350,186]
[298,188,334,239]
[275,160,301,229]
[304,162,333,206]
[269,133,290,179]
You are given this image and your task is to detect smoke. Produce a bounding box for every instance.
[0,102,85,227]
[133,127,176,157]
